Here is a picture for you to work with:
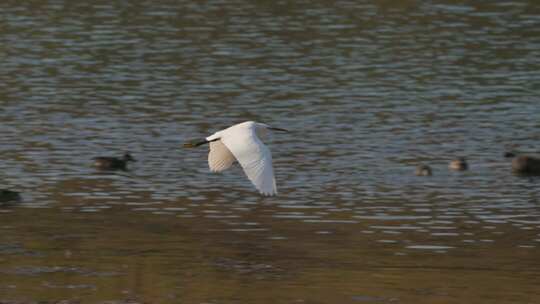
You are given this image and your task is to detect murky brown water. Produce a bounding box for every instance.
[1,1,540,303]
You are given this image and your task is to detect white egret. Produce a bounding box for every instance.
[184,121,288,196]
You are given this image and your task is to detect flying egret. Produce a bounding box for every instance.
[184,121,288,196]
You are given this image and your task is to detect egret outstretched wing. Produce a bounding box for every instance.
[208,140,235,172]
[221,133,277,196]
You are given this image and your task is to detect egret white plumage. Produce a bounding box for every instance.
[184,121,288,196]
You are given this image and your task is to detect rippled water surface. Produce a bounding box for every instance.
[1,1,540,303]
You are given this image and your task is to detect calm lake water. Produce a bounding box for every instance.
[1,1,540,303]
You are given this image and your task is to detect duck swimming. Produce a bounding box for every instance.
[415,164,432,176]
[93,152,136,170]
[449,157,468,171]
[0,189,21,204]
[512,155,540,175]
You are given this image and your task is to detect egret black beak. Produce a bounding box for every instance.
[183,139,208,148]
[269,127,289,133]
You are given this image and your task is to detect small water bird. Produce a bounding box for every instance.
[449,157,468,171]
[415,164,432,176]
[504,151,516,158]
[93,152,136,170]
[512,155,540,175]
[184,121,289,196]
[0,189,21,204]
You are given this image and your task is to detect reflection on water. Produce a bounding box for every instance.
[1,0,540,303]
